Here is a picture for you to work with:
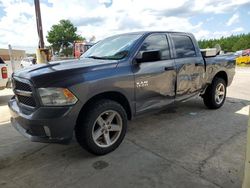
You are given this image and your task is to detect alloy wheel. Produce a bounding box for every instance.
[92,110,122,148]
[215,83,225,104]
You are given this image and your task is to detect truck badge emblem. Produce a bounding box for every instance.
[136,81,148,88]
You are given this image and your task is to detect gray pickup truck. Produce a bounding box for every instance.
[9,31,235,155]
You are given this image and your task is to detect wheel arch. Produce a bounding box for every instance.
[76,91,132,126]
[213,71,228,86]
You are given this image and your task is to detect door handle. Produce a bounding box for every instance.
[164,66,175,71]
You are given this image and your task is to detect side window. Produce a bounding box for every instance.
[172,35,196,58]
[140,34,171,60]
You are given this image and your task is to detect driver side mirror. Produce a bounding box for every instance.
[136,50,161,63]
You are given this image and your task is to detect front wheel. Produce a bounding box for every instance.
[203,77,227,109]
[75,100,127,155]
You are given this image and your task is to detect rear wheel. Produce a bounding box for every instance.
[203,77,226,109]
[75,99,127,155]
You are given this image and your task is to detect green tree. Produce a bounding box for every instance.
[198,33,250,52]
[46,19,84,56]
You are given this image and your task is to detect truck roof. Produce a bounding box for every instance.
[117,31,192,36]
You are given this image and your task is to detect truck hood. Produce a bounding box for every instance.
[14,58,119,87]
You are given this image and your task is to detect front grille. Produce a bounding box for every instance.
[13,78,36,107]
[17,95,36,107]
[14,79,32,91]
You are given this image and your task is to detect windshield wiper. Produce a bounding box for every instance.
[86,54,127,60]
[86,56,108,59]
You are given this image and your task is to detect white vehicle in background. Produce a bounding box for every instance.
[234,50,243,57]
[20,57,36,68]
[0,57,9,90]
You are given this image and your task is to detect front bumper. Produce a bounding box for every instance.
[8,99,80,143]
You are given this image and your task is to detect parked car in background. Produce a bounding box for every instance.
[73,41,94,58]
[9,31,236,155]
[236,49,250,65]
[234,50,243,57]
[20,57,36,68]
[0,57,9,90]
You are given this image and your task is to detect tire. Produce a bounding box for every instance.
[75,99,127,155]
[203,77,227,109]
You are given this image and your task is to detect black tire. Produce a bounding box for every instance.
[75,99,127,155]
[203,77,227,109]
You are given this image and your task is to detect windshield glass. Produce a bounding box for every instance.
[81,34,142,60]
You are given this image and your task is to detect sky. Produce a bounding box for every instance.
[0,0,250,53]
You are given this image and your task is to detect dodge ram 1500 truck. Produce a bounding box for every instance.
[9,31,235,155]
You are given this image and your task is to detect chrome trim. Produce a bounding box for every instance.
[14,89,32,97]
[13,76,31,85]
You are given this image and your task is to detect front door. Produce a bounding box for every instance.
[133,34,176,114]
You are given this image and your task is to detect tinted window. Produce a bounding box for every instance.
[140,34,170,60]
[0,57,4,64]
[172,35,196,58]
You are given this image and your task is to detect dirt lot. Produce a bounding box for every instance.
[0,67,249,188]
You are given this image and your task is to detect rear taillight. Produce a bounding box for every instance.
[1,67,8,79]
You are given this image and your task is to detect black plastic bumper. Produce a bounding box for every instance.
[8,99,79,143]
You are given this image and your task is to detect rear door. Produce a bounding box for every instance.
[133,33,176,114]
[169,34,205,100]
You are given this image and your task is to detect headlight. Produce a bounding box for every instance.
[38,88,78,106]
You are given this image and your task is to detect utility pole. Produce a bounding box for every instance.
[34,0,49,63]
[34,0,44,48]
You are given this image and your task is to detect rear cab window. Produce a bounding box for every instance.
[171,34,196,58]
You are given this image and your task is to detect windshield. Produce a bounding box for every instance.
[81,34,142,60]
